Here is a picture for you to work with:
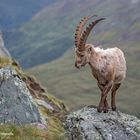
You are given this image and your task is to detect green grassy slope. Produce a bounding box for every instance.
[5,0,140,68]
[0,124,67,140]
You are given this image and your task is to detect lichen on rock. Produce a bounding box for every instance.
[0,66,42,125]
[65,106,140,140]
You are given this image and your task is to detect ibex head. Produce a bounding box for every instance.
[74,15,105,68]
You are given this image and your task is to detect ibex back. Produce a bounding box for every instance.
[74,15,126,113]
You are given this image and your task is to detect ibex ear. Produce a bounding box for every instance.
[87,46,93,53]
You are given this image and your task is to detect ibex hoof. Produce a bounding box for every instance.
[97,107,103,113]
[103,108,109,113]
[112,106,116,111]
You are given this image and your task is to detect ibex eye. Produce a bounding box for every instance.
[81,55,84,57]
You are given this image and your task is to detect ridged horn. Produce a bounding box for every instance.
[79,18,105,51]
[75,15,97,48]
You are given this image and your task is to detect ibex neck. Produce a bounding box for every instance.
[88,46,101,70]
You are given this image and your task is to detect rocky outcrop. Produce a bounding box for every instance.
[66,106,140,140]
[0,58,68,129]
[0,66,42,125]
[0,55,69,139]
[0,33,11,57]
[0,34,68,138]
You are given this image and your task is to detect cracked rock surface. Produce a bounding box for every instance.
[65,106,140,140]
[0,67,42,125]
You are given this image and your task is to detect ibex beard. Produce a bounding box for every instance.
[74,15,126,113]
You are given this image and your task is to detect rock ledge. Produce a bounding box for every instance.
[66,106,140,140]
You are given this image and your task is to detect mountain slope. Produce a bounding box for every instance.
[5,0,140,67]
[0,0,58,29]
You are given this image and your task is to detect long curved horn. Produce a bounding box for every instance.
[79,18,105,51]
[75,15,97,48]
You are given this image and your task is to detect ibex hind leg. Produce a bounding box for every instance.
[111,83,121,111]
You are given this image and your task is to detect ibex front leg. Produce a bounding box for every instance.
[97,81,113,112]
[97,83,108,113]
[111,83,121,111]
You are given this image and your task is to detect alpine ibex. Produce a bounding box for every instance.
[74,15,126,113]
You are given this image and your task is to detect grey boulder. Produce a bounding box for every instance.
[66,106,140,140]
[0,67,42,125]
